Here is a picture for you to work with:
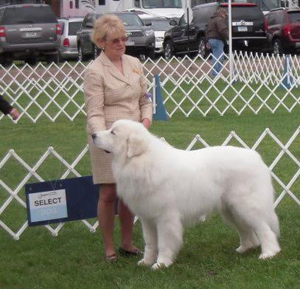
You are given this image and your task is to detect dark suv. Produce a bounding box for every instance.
[163,2,266,60]
[76,12,102,61]
[0,4,60,65]
[264,8,300,55]
[77,12,155,61]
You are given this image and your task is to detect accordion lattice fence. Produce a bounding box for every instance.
[0,52,299,122]
[0,127,299,240]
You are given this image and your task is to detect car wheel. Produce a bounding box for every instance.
[46,53,59,64]
[164,41,174,61]
[147,49,155,60]
[273,39,283,56]
[0,53,5,65]
[78,44,87,62]
[27,57,37,66]
[139,54,146,62]
[58,52,64,62]
[198,37,207,58]
[0,53,12,66]
[93,45,100,60]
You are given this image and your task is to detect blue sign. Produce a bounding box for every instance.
[25,176,99,226]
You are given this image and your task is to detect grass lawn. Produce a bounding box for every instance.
[0,104,299,289]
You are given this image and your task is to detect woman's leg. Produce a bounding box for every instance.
[97,184,117,257]
[119,199,139,252]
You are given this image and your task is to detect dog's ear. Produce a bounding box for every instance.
[127,133,147,158]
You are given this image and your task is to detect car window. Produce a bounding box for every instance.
[231,7,263,20]
[274,12,285,24]
[0,8,4,21]
[69,21,82,35]
[59,21,65,33]
[288,11,300,24]
[142,0,182,8]
[192,6,215,25]
[82,14,94,28]
[3,6,57,24]
[179,15,187,26]
[191,0,205,7]
[86,14,94,27]
[116,14,143,26]
[267,13,276,25]
[150,19,172,31]
[81,16,88,28]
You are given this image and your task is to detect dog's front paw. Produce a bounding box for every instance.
[138,259,154,267]
[151,262,168,270]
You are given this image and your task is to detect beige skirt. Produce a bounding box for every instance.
[87,135,115,184]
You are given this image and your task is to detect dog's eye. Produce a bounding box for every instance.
[111,130,115,135]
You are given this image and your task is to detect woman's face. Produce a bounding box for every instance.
[100,32,127,59]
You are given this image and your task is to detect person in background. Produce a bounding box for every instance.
[0,94,20,120]
[206,8,229,78]
[84,14,152,262]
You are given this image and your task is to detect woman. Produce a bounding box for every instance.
[84,14,152,262]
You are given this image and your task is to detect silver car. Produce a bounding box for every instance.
[58,17,83,61]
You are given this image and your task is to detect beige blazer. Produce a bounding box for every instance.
[84,52,153,184]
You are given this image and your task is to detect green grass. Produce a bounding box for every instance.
[0,104,299,289]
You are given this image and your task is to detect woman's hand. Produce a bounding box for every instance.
[10,108,20,120]
[142,118,151,129]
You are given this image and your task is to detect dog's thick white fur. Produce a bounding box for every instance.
[92,120,280,269]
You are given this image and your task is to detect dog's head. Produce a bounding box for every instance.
[92,120,149,159]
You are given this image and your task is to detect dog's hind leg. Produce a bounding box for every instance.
[235,227,260,254]
[251,221,281,259]
[220,205,260,253]
[138,219,158,267]
[225,204,280,259]
[151,213,183,270]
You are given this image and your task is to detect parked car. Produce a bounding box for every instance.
[163,2,267,60]
[0,3,60,65]
[58,17,83,61]
[76,12,102,61]
[114,12,155,59]
[76,12,155,61]
[145,16,172,55]
[124,8,155,18]
[264,8,300,55]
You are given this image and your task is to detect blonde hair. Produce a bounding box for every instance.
[91,14,126,46]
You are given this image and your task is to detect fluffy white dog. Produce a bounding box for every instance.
[92,120,280,269]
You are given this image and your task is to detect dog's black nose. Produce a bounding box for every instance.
[92,134,97,140]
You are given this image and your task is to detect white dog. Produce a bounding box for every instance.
[92,120,280,269]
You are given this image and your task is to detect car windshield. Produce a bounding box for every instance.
[116,14,143,26]
[149,19,172,31]
[230,7,263,20]
[69,21,82,35]
[3,6,57,24]
[142,0,182,9]
[288,12,300,24]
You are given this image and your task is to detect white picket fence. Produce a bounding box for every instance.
[0,127,299,240]
[0,52,299,122]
